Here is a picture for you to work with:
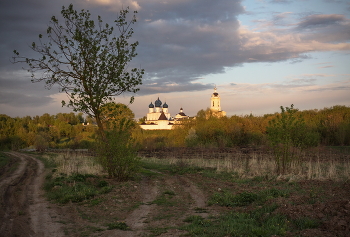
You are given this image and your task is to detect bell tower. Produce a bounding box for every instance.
[210,86,221,112]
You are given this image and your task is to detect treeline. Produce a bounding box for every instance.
[0,112,96,150]
[133,105,350,149]
[1,105,349,151]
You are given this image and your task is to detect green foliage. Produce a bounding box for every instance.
[147,227,169,236]
[100,102,136,131]
[106,221,130,230]
[0,152,10,170]
[292,217,320,230]
[181,211,287,237]
[0,105,349,151]
[208,188,289,207]
[151,190,177,206]
[12,4,144,133]
[44,173,113,204]
[208,191,258,207]
[267,104,319,174]
[95,130,140,180]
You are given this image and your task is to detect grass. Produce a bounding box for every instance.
[147,227,169,236]
[41,152,104,176]
[208,188,289,207]
[0,152,11,169]
[106,221,130,230]
[140,151,350,181]
[44,173,113,204]
[151,190,177,206]
[181,211,287,237]
[292,217,320,230]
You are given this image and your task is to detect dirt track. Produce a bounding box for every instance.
[1,151,349,237]
[0,152,64,237]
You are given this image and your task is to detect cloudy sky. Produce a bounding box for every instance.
[0,0,349,119]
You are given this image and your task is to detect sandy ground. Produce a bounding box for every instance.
[0,152,64,237]
[1,151,349,237]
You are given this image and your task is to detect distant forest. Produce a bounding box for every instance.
[1,105,349,151]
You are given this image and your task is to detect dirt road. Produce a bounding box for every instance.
[0,152,64,237]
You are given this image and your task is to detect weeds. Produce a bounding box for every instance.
[106,221,130,230]
[0,152,11,169]
[147,227,169,236]
[44,173,113,204]
[292,217,320,230]
[208,188,289,207]
[151,190,176,206]
[181,211,287,237]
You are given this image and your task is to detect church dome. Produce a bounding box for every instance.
[155,97,162,107]
[163,102,168,108]
[149,102,154,108]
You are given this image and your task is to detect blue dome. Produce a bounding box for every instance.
[163,102,168,108]
[155,97,162,107]
[149,102,154,108]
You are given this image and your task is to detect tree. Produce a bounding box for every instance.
[100,102,135,130]
[266,105,319,174]
[13,4,144,134]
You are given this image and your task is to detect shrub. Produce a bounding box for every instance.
[267,104,319,174]
[95,130,140,180]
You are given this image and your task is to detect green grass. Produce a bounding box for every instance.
[208,188,289,207]
[151,190,177,206]
[181,210,287,237]
[106,221,130,230]
[35,153,57,168]
[0,152,10,168]
[292,217,320,230]
[147,227,169,236]
[140,159,206,175]
[44,173,113,204]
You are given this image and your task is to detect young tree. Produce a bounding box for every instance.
[12,4,144,134]
[267,104,319,174]
[100,102,135,130]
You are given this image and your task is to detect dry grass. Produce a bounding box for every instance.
[43,152,105,176]
[140,152,350,181]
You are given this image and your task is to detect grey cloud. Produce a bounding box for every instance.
[270,0,291,4]
[0,0,349,115]
[138,0,244,23]
[307,85,350,92]
[0,91,54,107]
[296,14,346,29]
[136,82,213,95]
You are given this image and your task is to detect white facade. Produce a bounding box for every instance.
[210,87,226,117]
[140,98,189,130]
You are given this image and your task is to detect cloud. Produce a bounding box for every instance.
[0,0,349,117]
[296,14,346,29]
[270,0,291,4]
[0,91,54,107]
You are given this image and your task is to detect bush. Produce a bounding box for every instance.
[267,105,319,174]
[95,130,140,180]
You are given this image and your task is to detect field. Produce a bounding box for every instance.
[20,147,347,237]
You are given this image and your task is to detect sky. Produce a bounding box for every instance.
[0,0,349,119]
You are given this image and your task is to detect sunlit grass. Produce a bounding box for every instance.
[41,152,105,176]
[140,152,350,181]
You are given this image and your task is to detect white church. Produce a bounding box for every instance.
[139,87,225,130]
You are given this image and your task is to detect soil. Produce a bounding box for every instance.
[0,151,350,237]
[0,151,64,236]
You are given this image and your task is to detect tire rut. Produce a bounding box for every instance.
[102,176,159,237]
[0,152,64,237]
